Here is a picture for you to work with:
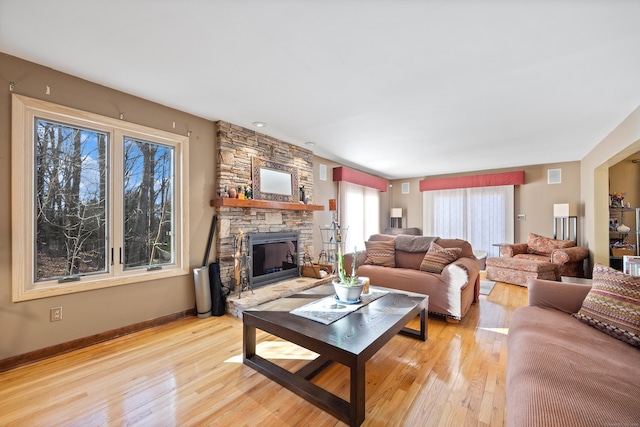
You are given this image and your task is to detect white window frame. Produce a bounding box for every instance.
[339,181,380,251]
[423,185,514,254]
[11,94,190,302]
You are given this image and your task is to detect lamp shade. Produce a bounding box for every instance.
[553,203,578,217]
[391,208,403,218]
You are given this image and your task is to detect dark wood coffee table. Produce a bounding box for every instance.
[243,284,428,426]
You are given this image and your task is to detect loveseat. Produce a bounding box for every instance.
[345,234,480,321]
[507,268,640,426]
[486,233,589,286]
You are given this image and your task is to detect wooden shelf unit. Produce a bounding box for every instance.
[210,198,324,211]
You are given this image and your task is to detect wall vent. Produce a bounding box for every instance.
[547,169,561,184]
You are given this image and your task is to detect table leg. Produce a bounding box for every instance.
[350,358,366,426]
[399,308,427,341]
[243,323,256,360]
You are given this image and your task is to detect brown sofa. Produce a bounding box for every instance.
[507,278,640,426]
[486,233,589,286]
[346,234,480,321]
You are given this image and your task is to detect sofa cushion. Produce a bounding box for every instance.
[508,304,640,426]
[512,253,549,263]
[420,242,461,274]
[572,264,640,347]
[395,250,425,270]
[526,232,575,256]
[364,239,396,267]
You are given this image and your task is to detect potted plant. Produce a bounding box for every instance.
[332,246,365,302]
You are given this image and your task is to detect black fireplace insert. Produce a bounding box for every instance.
[247,231,299,289]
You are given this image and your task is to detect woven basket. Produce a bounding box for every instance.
[611,248,635,257]
[300,263,331,278]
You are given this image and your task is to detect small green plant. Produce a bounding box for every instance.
[337,246,360,286]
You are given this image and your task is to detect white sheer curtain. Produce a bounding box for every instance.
[339,181,380,252]
[423,185,514,254]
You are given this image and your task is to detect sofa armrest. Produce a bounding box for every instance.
[343,251,366,271]
[501,243,528,257]
[442,257,479,289]
[550,246,589,265]
[527,278,591,314]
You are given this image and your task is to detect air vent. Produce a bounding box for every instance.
[547,169,561,184]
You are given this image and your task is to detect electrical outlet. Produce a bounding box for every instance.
[517,214,526,221]
[50,307,63,322]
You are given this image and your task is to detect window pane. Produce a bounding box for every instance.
[123,138,174,269]
[34,119,108,281]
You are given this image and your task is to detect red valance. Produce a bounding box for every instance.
[420,171,525,191]
[333,166,388,192]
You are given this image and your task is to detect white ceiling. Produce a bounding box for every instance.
[2,0,640,179]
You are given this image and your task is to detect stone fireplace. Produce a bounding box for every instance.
[212,121,320,299]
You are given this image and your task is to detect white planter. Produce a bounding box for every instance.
[332,278,365,302]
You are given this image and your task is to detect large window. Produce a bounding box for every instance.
[423,185,514,255]
[12,95,189,301]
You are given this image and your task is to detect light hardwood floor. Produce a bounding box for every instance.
[0,281,527,426]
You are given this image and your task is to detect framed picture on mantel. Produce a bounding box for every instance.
[252,157,299,202]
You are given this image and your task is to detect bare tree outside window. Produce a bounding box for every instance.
[13,94,187,301]
[34,119,108,281]
[123,138,174,269]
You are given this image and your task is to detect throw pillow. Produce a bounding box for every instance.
[420,242,462,274]
[526,232,576,256]
[572,264,640,347]
[364,240,396,267]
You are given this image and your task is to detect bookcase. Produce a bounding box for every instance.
[609,207,640,271]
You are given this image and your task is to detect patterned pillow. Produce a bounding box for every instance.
[572,264,640,347]
[527,232,575,256]
[420,242,462,274]
[364,240,396,267]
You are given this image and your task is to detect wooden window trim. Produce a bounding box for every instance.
[11,94,190,302]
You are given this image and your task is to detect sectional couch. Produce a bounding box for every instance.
[507,268,640,426]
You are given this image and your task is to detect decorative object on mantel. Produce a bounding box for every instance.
[252,157,299,202]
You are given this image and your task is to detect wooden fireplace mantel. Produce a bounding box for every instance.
[210,198,324,211]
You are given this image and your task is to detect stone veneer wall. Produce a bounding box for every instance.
[215,121,315,290]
